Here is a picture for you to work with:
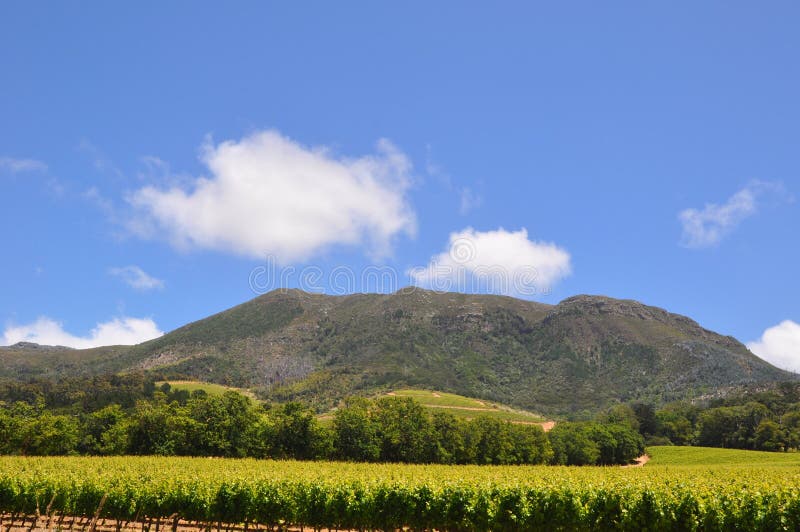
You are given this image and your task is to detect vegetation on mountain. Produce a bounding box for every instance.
[0,289,791,416]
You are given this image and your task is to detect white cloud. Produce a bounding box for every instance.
[128,130,416,263]
[0,157,47,173]
[747,320,800,373]
[409,227,571,297]
[678,181,786,248]
[2,316,163,349]
[109,265,165,291]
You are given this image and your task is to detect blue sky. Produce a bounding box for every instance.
[1,2,798,369]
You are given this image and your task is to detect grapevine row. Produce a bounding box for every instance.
[1,456,799,530]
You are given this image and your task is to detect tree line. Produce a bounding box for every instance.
[597,382,800,452]
[7,375,800,460]
[0,379,643,465]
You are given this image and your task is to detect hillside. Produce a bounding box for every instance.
[318,389,549,425]
[0,289,792,415]
[383,389,547,423]
[0,341,132,380]
[157,380,258,401]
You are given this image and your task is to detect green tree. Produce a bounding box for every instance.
[270,402,329,459]
[0,402,22,454]
[548,423,600,465]
[332,397,380,461]
[188,392,260,457]
[462,416,515,465]
[631,402,657,436]
[79,404,129,455]
[601,404,639,431]
[655,408,694,446]
[24,412,79,455]
[373,397,436,463]
[128,399,201,455]
[509,424,553,465]
[430,411,466,464]
[696,402,769,449]
[754,419,785,451]
[605,423,645,463]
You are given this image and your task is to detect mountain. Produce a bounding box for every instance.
[0,289,792,415]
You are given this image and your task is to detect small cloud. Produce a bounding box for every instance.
[459,187,483,215]
[0,157,47,173]
[127,130,417,263]
[45,177,66,197]
[747,320,800,373]
[424,146,447,187]
[109,265,165,291]
[409,227,571,298]
[84,186,115,215]
[77,139,125,181]
[137,155,195,189]
[139,155,170,174]
[426,145,483,215]
[2,316,163,348]
[678,181,788,248]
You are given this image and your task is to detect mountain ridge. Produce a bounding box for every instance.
[0,289,792,415]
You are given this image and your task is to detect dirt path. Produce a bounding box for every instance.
[425,404,495,411]
[622,454,650,468]
[509,420,555,431]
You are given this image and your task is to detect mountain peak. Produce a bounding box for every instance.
[556,294,700,326]
[8,341,73,351]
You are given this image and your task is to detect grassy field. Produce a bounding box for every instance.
[382,389,547,423]
[317,388,549,425]
[2,454,800,530]
[648,445,800,466]
[157,380,257,400]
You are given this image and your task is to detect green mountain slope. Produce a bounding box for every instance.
[0,289,792,415]
[0,342,132,380]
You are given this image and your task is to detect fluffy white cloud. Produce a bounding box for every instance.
[748,320,800,373]
[2,316,163,349]
[0,157,47,173]
[109,265,165,291]
[128,130,416,263]
[409,227,571,297]
[678,181,785,248]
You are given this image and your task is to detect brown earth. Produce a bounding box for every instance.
[0,515,343,532]
[537,420,556,432]
[622,454,650,468]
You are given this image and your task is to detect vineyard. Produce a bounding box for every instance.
[1,448,800,530]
